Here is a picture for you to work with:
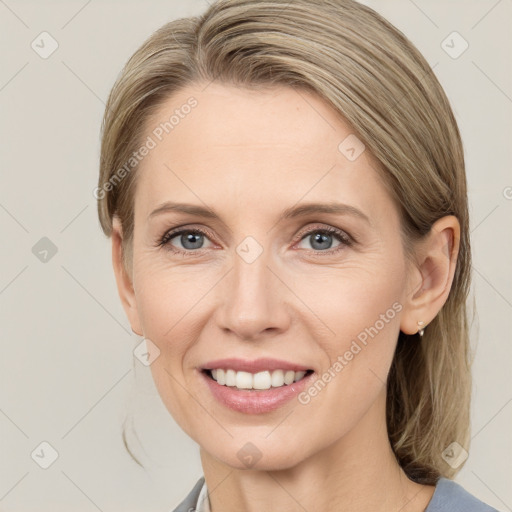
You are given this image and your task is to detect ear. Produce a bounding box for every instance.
[111,216,143,336]
[400,215,461,335]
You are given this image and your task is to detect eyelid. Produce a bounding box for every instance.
[294,223,354,244]
[158,222,355,255]
[159,224,218,248]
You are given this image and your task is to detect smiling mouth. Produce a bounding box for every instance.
[202,368,314,391]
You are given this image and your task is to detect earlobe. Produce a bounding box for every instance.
[400,215,460,336]
[111,217,143,336]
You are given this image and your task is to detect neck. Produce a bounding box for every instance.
[199,387,435,512]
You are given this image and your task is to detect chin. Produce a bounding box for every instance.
[203,438,310,472]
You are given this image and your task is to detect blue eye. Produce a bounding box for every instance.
[296,227,351,252]
[158,225,353,257]
[159,229,214,254]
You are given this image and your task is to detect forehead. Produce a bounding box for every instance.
[134,82,396,227]
[145,82,343,158]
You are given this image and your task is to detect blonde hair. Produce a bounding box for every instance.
[97,0,473,484]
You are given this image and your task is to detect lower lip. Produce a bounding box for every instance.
[200,370,315,414]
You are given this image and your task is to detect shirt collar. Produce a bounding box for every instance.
[196,480,211,512]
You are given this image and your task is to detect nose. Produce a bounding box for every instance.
[215,247,291,341]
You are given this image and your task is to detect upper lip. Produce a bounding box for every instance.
[201,358,312,373]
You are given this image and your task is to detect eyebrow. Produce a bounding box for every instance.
[148,201,371,226]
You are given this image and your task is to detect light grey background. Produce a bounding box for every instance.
[0,1,511,511]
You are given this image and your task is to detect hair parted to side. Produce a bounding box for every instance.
[98,0,473,484]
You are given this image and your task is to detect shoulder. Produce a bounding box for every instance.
[171,476,205,512]
[426,477,500,512]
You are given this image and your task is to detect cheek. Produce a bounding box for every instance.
[133,245,406,436]
[289,259,405,424]
[132,264,221,428]
[133,260,218,341]
[296,262,405,411]
[292,260,405,346]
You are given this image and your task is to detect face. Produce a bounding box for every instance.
[118,82,416,471]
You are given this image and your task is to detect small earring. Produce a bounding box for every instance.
[417,321,425,337]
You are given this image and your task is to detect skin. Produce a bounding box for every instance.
[111,82,460,512]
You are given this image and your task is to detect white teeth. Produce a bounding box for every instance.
[216,369,226,385]
[271,369,284,387]
[294,371,306,382]
[225,369,236,387]
[253,371,272,390]
[284,370,295,385]
[209,368,310,390]
[235,371,253,389]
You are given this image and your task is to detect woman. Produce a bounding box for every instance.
[96,0,499,510]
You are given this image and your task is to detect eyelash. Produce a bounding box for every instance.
[157,224,354,257]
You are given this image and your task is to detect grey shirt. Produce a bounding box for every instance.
[171,476,500,512]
